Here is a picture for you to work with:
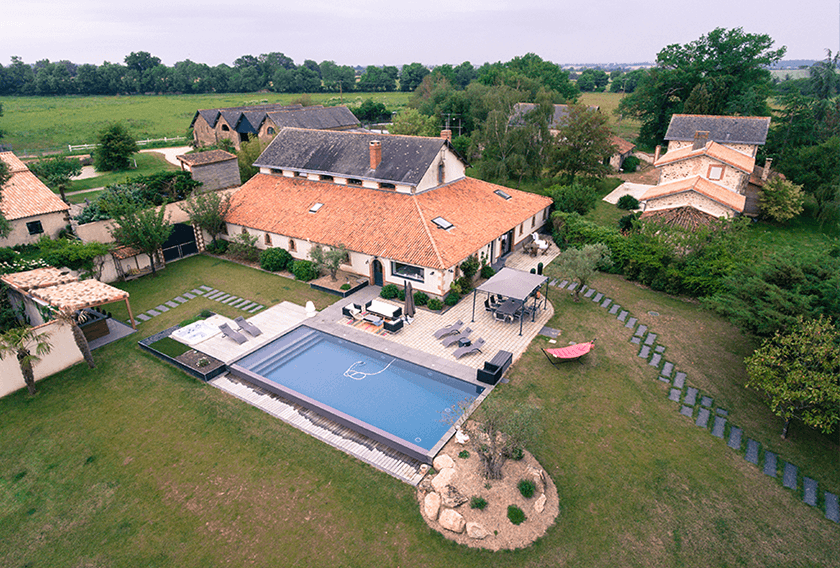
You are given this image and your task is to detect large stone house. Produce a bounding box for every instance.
[222,128,552,297]
[190,104,360,150]
[639,114,773,225]
[0,152,70,247]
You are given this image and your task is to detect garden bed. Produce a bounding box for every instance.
[139,325,226,382]
[309,270,369,297]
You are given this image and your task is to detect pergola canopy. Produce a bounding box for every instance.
[476,267,548,301]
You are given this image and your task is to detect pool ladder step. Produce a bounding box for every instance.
[245,329,323,374]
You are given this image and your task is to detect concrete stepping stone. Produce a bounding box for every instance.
[684,387,698,406]
[240,302,257,311]
[567,282,578,291]
[658,375,670,384]
[584,288,595,298]
[825,492,839,523]
[695,408,710,428]
[661,361,674,378]
[700,396,713,408]
[638,345,651,359]
[745,439,760,464]
[617,310,628,322]
[601,299,612,309]
[803,478,817,506]
[249,305,264,313]
[654,345,665,353]
[206,291,222,299]
[783,462,797,489]
[763,451,777,477]
[232,299,250,308]
[183,292,196,300]
[630,337,641,345]
[649,353,662,367]
[146,309,160,317]
[608,304,620,315]
[673,372,686,389]
[137,313,151,322]
[154,305,169,313]
[580,285,588,294]
[165,300,179,309]
[190,288,205,295]
[680,405,693,418]
[174,296,188,303]
[634,325,647,337]
[558,280,568,288]
[712,416,726,438]
[625,317,637,329]
[644,333,657,345]
[592,292,603,303]
[200,285,212,291]
[668,388,681,402]
[223,296,240,304]
[549,279,559,287]
[215,294,231,302]
[727,426,742,450]
[715,408,728,416]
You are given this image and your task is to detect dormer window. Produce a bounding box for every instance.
[221,124,230,131]
[267,127,275,135]
[494,189,512,200]
[309,203,323,213]
[320,174,334,182]
[379,182,395,190]
[431,216,453,230]
[347,178,362,186]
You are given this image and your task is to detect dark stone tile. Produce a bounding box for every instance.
[630,337,641,345]
[783,462,798,489]
[609,304,619,315]
[661,362,674,378]
[695,408,710,428]
[803,478,817,506]
[592,293,604,303]
[644,333,657,345]
[715,408,728,416]
[700,396,713,408]
[825,492,839,523]
[634,324,647,337]
[154,304,169,313]
[625,317,637,329]
[673,372,686,389]
[668,388,681,402]
[649,353,662,367]
[684,387,698,406]
[618,310,628,322]
[727,426,742,450]
[745,439,760,464]
[680,405,693,418]
[763,451,777,477]
[712,416,726,438]
[638,345,651,358]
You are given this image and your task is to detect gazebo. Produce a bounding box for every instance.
[471,267,549,336]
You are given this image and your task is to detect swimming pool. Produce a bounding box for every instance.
[228,326,484,462]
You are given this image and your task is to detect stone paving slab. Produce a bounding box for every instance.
[783,463,798,489]
[154,305,170,313]
[644,333,657,345]
[231,299,247,308]
[825,492,839,523]
[601,298,612,309]
[634,325,647,337]
[638,345,651,358]
[661,361,674,377]
[174,296,188,303]
[165,300,179,309]
[673,372,686,389]
[558,280,568,288]
[137,313,151,322]
[240,302,257,311]
[608,304,619,315]
[190,288,204,295]
[716,408,728,416]
[625,317,637,329]
[668,388,681,402]
[183,292,196,300]
[630,336,641,344]
[745,439,760,464]
[580,285,588,294]
[649,353,662,367]
[680,405,693,418]
[712,416,726,438]
[764,451,777,477]
[684,387,698,406]
[206,291,223,299]
[146,309,161,317]
[568,282,578,291]
[549,279,559,287]
[696,408,710,428]
[654,345,665,353]
[215,294,231,302]
[617,310,628,322]
[728,426,742,450]
[584,288,595,298]
[700,396,713,408]
[249,305,264,313]
[658,375,670,384]
[539,326,560,338]
[223,296,240,304]
[200,285,212,291]
[592,292,603,303]
[803,478,817,506]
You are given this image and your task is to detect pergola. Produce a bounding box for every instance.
[471,267,549,336]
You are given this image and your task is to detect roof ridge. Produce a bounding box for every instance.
[411,194,446,270]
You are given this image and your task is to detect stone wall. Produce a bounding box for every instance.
[668,140,758,157]
[645,192,733,219]
[659,155,748,192]
[0,212,69,247]
[191,160,241,191]
[192,116,217,148]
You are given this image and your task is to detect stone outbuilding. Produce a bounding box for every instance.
[176,149,240,191]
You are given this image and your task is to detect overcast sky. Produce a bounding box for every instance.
[2,0,837,67]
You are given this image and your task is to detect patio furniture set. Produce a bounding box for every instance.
[484,295,536,323]
[342,299,405,333]
[523,232,551,257]
[219,316,263,345]
[434,320,485,359]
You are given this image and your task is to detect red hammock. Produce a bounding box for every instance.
[542,339,596,366]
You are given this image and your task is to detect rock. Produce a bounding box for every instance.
[431,467,456,493]
[424,491,441,520]
[440,485,468,508]
[418,476,433,493]
[455,429,470,444]
[438,508,465,533]
[526,465,546,493]
[433,454,455,471]
[534,493,547,514]
[466,522,491,539]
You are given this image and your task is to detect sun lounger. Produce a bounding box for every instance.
[234,316,262,337]
[542,339,596,367]
[433,319,463,339]
[219,322,247,344]
[441,327,472,347]
[454,338,485,359]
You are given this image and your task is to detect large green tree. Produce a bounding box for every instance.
[745,315,840,439]
[618,28,786,147]
[549,104,617,182]
[93,122,138,172]
[553,243,611,301]
[179,190,235,246]
[104,196,172,277]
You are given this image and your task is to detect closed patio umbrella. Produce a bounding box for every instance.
[404,280,416,318]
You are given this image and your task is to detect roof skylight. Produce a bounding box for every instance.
[494,189,512,200]
[309,203,323,213]
[431,216,454,230]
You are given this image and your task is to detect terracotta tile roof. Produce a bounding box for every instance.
[177,149,237,166]
[0,267,77,291]
[655,141,755,173]
[111,245,142,260]
[225,174,552,269]
[640,175,746,213]
[0,152,70,220]
[32,279,128,311]
[665,114,771,145]
[640,206,721,230]
[610,135,635,155]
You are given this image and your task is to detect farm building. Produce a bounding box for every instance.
[176,149,240,191]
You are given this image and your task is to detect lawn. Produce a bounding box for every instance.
[0,255,837,567]
[66,151,179,193]
[579,91,641,142]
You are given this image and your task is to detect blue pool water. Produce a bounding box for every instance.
[231,326,483,452]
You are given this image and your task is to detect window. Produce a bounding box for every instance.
[347,178,362,186]
[320,174,334,182]
[289,239,296,252]
[437,161,445,184]
[379,182,395,190]
[391,262,424,282]
[264,233,272,246]
[221,124,229,131]
[221,223,228,235]
[309,203,323,213]
[26,220,44,235]
[531,216,536,228]
[267,127,275,135]
[295,171,306,177]
[494,189,512,200]
[431,216,454,230]
[241,227,248,235]
[708,164,724,181]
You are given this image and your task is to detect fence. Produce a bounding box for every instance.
[67,136,187,153]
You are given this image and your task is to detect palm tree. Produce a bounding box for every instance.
[55,307,95,369]
[0,326,53,395]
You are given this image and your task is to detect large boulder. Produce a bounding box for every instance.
[534,493,547,514]
[424,491,441,520]
[466,522,491,540]
[431,467,456,493]
[438,508,466,533]
[526,465,546,493]
[433,454,455,471]
[440,484,468,508]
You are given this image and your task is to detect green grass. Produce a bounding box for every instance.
[65,151,179,193]
[0,255,837,567]
[579,91,640,142]
[147,337,192,358]
[0,92,412,154]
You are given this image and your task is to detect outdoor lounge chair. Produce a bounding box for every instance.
[454,337,485,359]
[218,322,247,344]
[542,339,596,367]
[234,316,262,337]
[433,320,463,339]
[441,327,472,347]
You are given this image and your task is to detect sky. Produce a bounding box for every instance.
[2,0,837,68]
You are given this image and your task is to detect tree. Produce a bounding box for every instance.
[745,316,840,439]
[54,307,94,369]
[104,196,172,277]
[549,104,617,182]
[400,62,430,92]
[28,156,82,202]
[309,244,348,281]
[389,108,438,136]
[547,182,599,216]
[237,138,264,184]
[0,326,53,395]
[468,397,540,480]
[553,243,611,300]
[180,190,236,246]
[758,177,804,223]
[808,49,840,100]
[352,99,389,123]
[93,123,138,172]
[619,28,786,147]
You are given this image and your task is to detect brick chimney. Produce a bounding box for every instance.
[369,140,381,170]
[654,145,661,163]
[692,130,710,150]
[762,157,773,181]
[440,129,452,142]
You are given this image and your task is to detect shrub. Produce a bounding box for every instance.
[340,283,350,290]
[206,239,228,254]
[0,248,17,264]
[508,447,525,461]
[618,212,639,232]
[290,260,319,281]
[199,309,214,318]
[547,182,599,216]
[458,450,470,459]
[617,194,640,210]
[413,291,429,306]
[507,505,526,525]
[518,479,536,498]
[444,291,460,306]
[455,276,472,294]
[480,265,495,279]
[397,288,406,301]
[427,298,443,311]
[228,232,259,262]
[621,155,641,172]
[460,255,480,279]
[470,496,487,510]
[380,284,399,299]
[260,247,292,272]
[759,177,805,223]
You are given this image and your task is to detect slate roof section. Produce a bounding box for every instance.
[225,174,552,269]
[664,114,771,146]
[265,106,360,131]
[510,103,600,129]
[641,175,747,213]
[0,152,70,221]
[177,149,237,166]
[254,128,461,186]
[655,140,756,173]
[190,104,303,128]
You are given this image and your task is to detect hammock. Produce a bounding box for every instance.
[542,339,596,367]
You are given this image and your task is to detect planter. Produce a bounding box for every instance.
[139,326,226,382]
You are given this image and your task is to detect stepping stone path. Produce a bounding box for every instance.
[654,345,665,353]
[132,284,265,324]
[608,304,620,315]
[745,439,760,464]
[154,305,170,313]
[695,408,710,428]
[630,336,641,345]
[644,333,657,346]
[568,282,578,291]
[763,451,777,476]
[673,372,686,389]
[825,492,839,523]
[137,313,151,322]
[625,317,637,329]
[634,325,647,337]
[147,309,161,317]
[700,396,713,408]
[684,387,698,406]
[174,296,188,303]
[658,375,670,384]
[804,478,818,506]
[727,426,742,450]
[592,293,603,303]
[668,389,681,402]
[617,310,628,322]
[711,416,726,438]
[638,345,651,359]
[649,353,662,367]
[558,280,568,288]
[783,463,798,489]
[680,405,693,418]
[716,408,728,416]
[584,288,595,298]
[661,362,674,378]
[165,300,179,309]
[601,298,612,309]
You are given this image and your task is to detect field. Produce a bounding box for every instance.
[579,91,641,141]
[0,254,837,567]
